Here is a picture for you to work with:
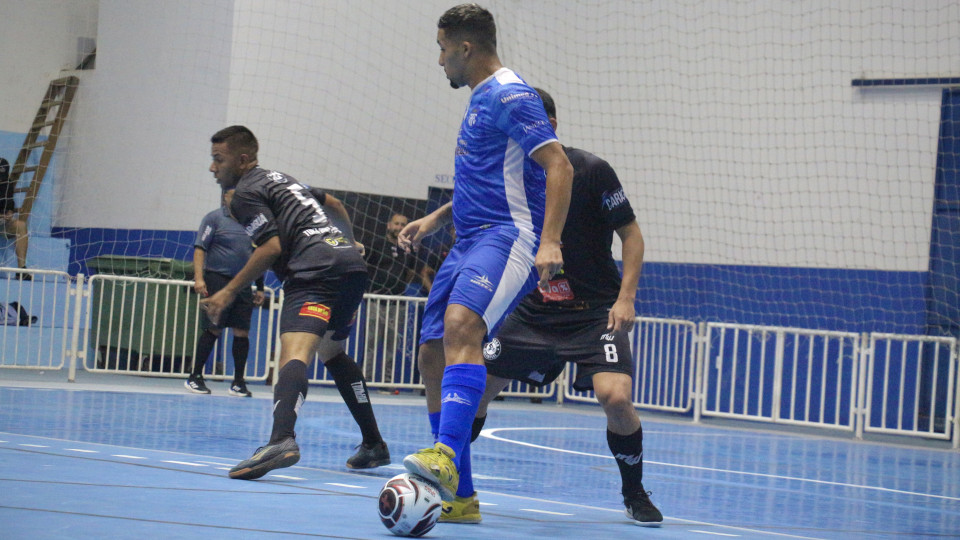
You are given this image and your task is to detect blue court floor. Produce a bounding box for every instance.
[0,371,958,539]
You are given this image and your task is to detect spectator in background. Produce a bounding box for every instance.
[364,212,420,385]
[185,191,265,397]
[0,157,31,279]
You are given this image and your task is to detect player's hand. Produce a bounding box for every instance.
[200,289,232,325]
[398,218,428,253]
[354,241,365,257]
[608,297,636,333]
[193,279,208,297]
[534,240,564,290]
[253,290,266,307]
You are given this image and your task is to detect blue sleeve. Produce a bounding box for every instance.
[195,211,216,250]
[492,86,558,156]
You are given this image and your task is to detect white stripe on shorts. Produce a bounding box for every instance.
[482,231,537,332]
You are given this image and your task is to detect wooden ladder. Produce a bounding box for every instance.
[8,76,80,223]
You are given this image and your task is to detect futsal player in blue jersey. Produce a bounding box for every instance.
[399,4,574,502]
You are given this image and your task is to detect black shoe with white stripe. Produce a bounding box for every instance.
[184,374,211,394]
[624,488,662,526]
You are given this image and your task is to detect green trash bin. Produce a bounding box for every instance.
[88,255,198,372]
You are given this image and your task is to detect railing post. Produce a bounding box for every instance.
[692,322,707,424]
[67,274,86,382]
[854,332,869,440]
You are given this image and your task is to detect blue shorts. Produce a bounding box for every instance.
[420,227,539,343]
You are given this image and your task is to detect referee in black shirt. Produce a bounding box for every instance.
[201,126,390,479]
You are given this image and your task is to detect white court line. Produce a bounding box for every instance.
[18,444,48,448]
[520,508,574,516]
[325,482,363,489]
[481,427,960,502]
[691,530,740,537]
[0,431,814,538]
[161,460,206,467]
[269,475,306,480]
[65,448,98,453]
[195,460,234,466]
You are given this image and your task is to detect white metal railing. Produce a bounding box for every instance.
[700,322,861,431]
[862,333,957,441]
[0,268,74,370]
[81,274,276,381]
[1,270,958,449]
[564,317,698,412]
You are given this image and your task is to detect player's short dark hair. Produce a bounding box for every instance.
[438,4,497,53]
[533,87,556,119]
[211,125,259,158]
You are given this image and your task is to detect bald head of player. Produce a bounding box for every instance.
[209,125,259,190]
[437,4,502,90]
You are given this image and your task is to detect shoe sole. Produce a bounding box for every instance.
[229,451,300,480]
[345,457,390,469]
[228,390,252,397]
[625,508,663,527]
[184,381,210,394]
[439,515,482,524]
[402,455,456,501]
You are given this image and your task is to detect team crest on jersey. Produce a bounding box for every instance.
[467,111,478,126]
[483,338,501,360]
[298,302,331,321]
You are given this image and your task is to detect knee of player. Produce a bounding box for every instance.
[596,387,635,411]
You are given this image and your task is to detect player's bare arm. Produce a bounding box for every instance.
[193,248,208,297]
[201,236,282,323]
[531,141,573,288]
[609,220,644,332]
[398,202,453,253]
[322,193,364,254]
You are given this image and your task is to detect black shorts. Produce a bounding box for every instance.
[482,311,634,392]
[280,271,367,340]
[200,271,254,331]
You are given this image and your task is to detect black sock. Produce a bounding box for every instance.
[192,330,218,377]
[269,360,308,444]
[324,352,382,446]
[232,336,250,382]
[471,415,487,443]
[607,426,644,497]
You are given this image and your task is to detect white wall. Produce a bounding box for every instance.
[4,1,957,272]
[0,0,98,132]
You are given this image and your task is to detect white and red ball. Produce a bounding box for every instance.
[378,473,442,537]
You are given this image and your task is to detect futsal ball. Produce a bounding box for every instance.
[378,473,443,537]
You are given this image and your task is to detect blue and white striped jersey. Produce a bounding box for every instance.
[451,68,558,242]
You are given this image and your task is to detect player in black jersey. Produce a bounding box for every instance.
[435,90,663,526]
[199,125,390,479]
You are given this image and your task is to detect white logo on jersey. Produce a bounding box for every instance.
[600,333,616,342]
[602,189,628,210]
[266,171,287,183]
[245,213,268,237]
[200,225,213,242]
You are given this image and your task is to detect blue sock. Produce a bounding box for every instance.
[429,411,441,443]
[437,363,486,469]
[457,441,474,497]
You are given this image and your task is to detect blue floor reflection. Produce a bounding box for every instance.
[0,384,958,539]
